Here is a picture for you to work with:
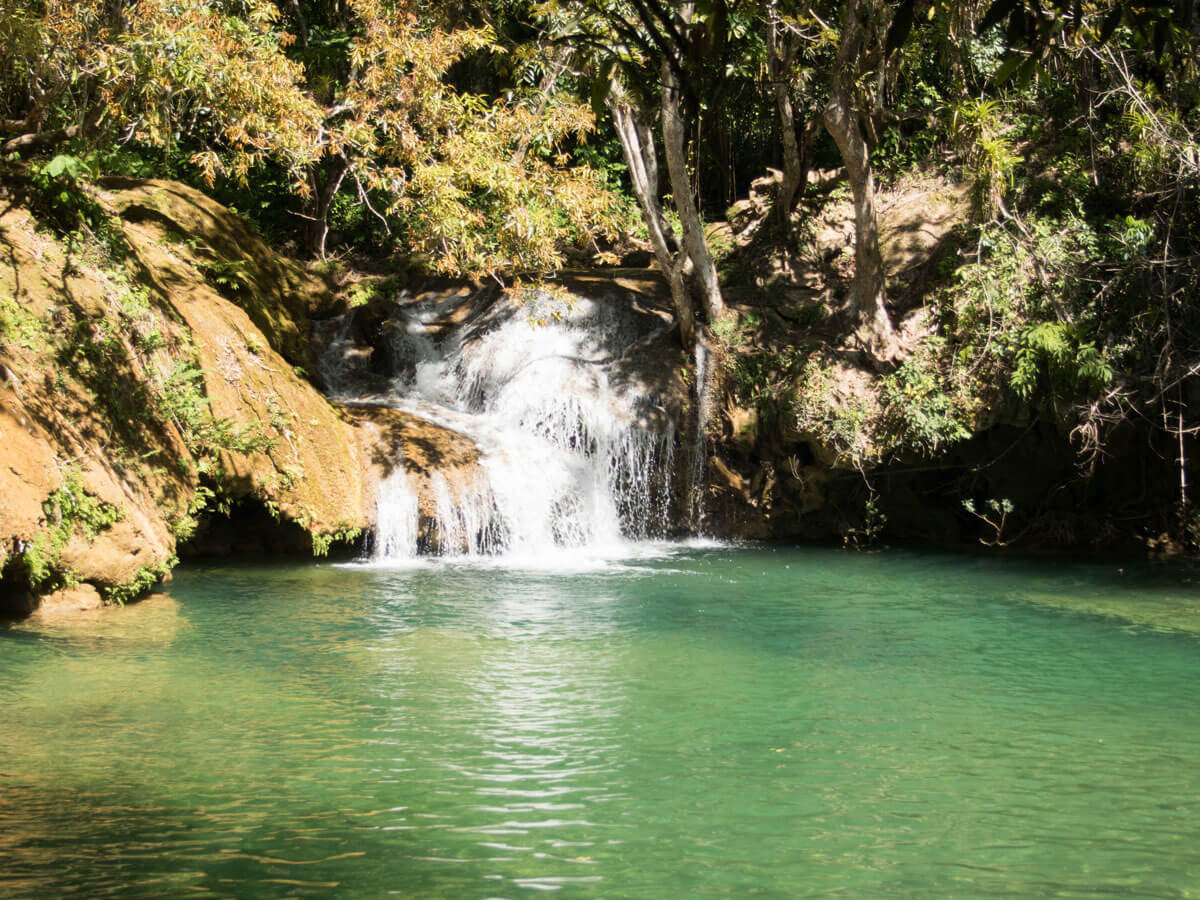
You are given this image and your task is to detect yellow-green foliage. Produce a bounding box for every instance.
[880,340,978,455]
[791,358,879,466]
[0,0,322,183]
[948,98,1021,218]
[712,313,811,408]
[332,0,627,277]
[103,558,176,607]
[21,472,124,590]
[153,360,274,469]
[311,525,364,558]
[933,219,1115,404]
[1,0,626,279]
[0,295,46,349]
[787,342,980,465]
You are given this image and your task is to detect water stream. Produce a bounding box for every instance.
[687,331,713,532]
[317,287,678,560]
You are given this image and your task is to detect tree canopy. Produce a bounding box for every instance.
[3,0,1198,406]
[1,0,628,277]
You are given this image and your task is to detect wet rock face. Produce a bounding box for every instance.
[349,300,404,379]
[100,177,341,371]
[34,585,104,615]
[0,194,188,613]
[314,285,502,397]
[341,404,486,553]
[1,169,697,613]
[105,180,373,550]
[316,278,688,430]
[0,178,373,616]
[311,300,398,396]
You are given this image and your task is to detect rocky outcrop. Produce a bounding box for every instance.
[320,269,688,554]
[0,178,385,615]
[104,180,371,540]
[101,177,340,370]
[0,174,695,616]
[700,171,1191,552]
[1,191,191,615]
[344,404,488,551]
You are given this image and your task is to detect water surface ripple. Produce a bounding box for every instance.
[3,546,1200,898]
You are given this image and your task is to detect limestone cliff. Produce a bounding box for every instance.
[0,177,466,616]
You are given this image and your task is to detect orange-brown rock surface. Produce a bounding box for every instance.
[0,177,470,616]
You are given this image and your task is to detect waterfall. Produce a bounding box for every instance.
[687,331,714,533]
[320,286,679,561]
[372,466,419,559]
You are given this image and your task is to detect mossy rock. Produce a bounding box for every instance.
[97,177,339,372]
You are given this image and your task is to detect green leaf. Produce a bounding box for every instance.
[591,57,616,120]
[1014,57,1043,89]
[1152,19,1167,58]
[992,54,1024,85]
[45,154,81,179]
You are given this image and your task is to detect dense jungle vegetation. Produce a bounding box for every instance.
[2,0,1199,548]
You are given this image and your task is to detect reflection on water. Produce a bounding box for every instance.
[3,546,1200,898]
[14,592,188,643]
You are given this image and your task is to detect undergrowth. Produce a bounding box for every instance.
[19,470,124,592]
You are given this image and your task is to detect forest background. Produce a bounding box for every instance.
[2,0,1199,551]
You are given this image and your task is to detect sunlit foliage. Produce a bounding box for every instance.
[0,0,626,278]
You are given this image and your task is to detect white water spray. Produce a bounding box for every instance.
[687,332,714,533]
[371,466,419,560]
[320,287,679,561]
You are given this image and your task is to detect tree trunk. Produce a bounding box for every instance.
[2,102,104,157]
[307,154,349,259]
[604,0,726,341]
[659,13,725,325]
[822,0,896,357]
[610,92,696,346]
[767,1,803,221]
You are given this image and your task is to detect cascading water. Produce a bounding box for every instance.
[687,332,713,533]
[317,285,680,561]
[371,466,420,559]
